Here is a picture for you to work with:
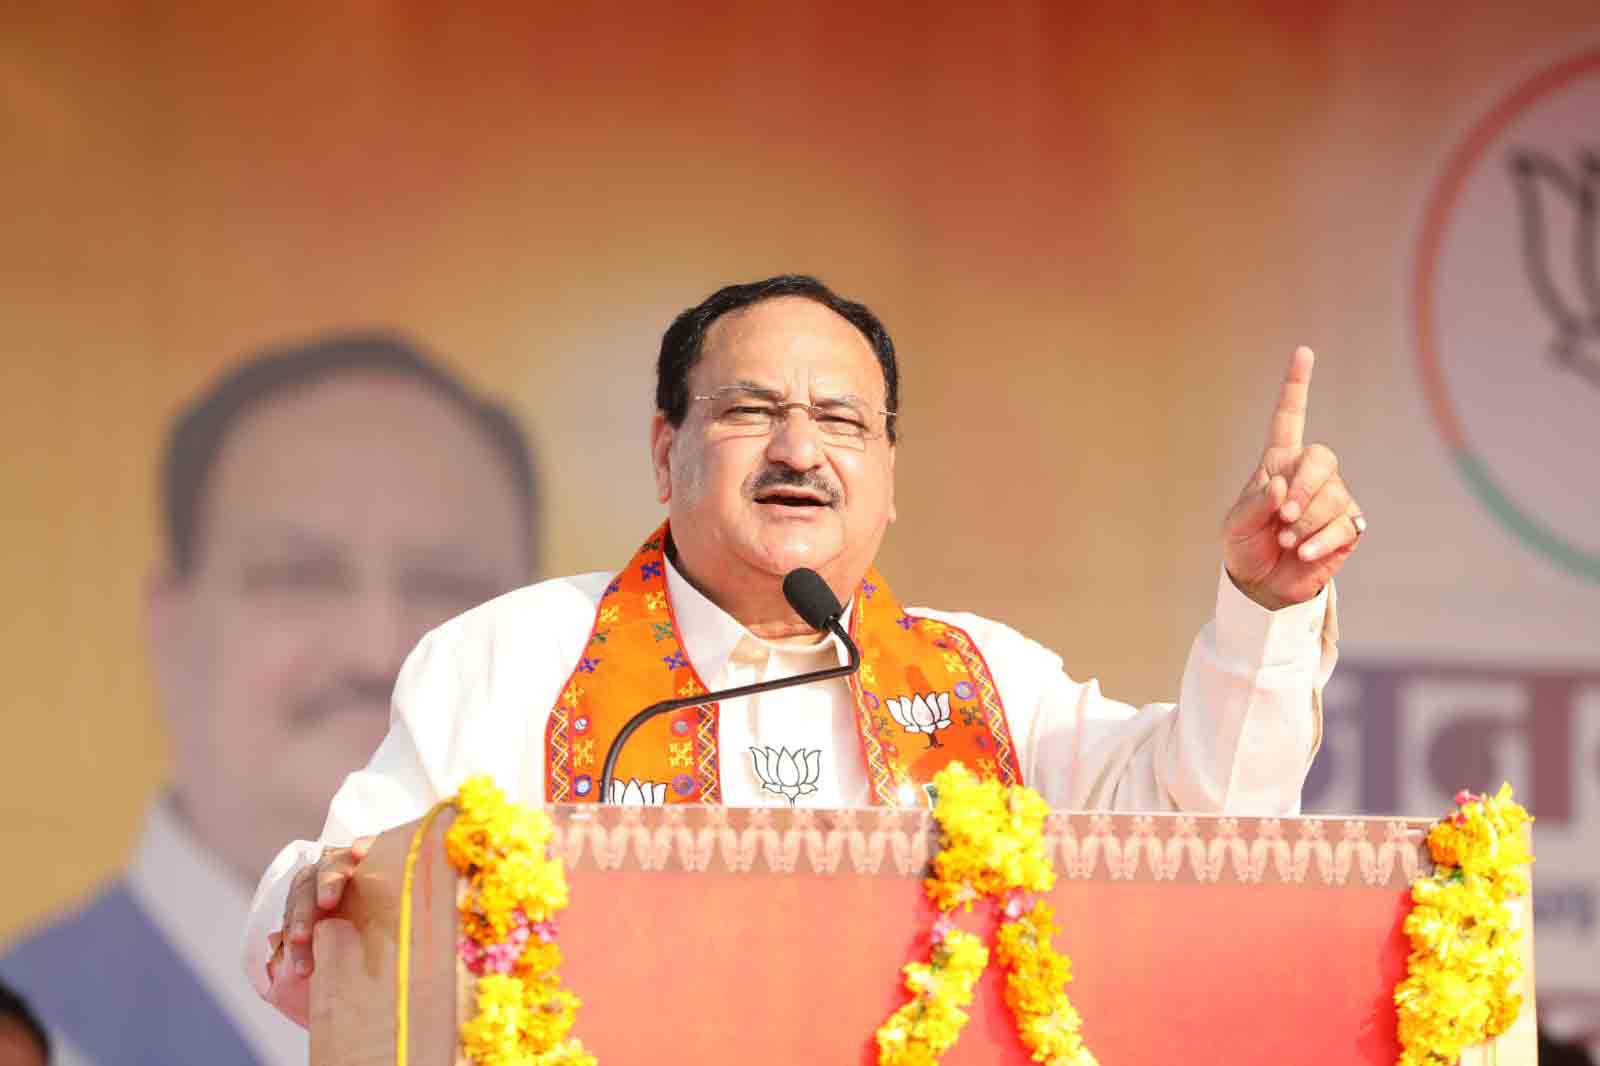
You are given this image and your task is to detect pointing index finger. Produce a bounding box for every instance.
[1267,346,1315,451]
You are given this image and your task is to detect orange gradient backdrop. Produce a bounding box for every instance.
[2,3,1596,1008]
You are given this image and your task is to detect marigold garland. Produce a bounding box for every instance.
[876,926,990,1066]
[1394,783,1532,1066]
[994,900,1094,1065]
[446,776,596,1066]
[876,762,1097,1066]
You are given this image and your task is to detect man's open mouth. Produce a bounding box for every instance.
[754,491,832,508]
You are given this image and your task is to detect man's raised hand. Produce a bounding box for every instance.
[1222,347,1365,610]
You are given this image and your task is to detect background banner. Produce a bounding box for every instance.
[1,3,1595,1058]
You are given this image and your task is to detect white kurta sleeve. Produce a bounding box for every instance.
[1029,569,1336,813]
[240,624,472,1005]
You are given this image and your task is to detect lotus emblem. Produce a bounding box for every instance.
[886,692,952,748]
[606,778,667,806]
[1508,148,1600,388]
[749,746,822,805]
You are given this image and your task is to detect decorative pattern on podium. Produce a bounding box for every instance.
[544,806,1433,885]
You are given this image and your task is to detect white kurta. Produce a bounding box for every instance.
[243,557,1335,1003]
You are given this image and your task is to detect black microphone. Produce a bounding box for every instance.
[782,568,845,630]
[597,568,861,805]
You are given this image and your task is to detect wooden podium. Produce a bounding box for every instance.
[310,806,1537,1065]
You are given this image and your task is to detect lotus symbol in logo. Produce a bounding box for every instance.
[749,746,822,805]
[606,778,667,806]
[1413,48,1600,582]
[886,692,952,748]
[1508,148,1600,388]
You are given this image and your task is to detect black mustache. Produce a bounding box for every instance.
[286,675,394,728]
[747,466,841,505]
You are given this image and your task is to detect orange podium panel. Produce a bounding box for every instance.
[310,806,1536,1065]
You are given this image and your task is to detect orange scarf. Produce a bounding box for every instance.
[545,524,1020,807]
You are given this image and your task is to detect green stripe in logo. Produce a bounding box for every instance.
[1455,448,1600,582]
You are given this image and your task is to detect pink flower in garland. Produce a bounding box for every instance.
[459,908,537,975]
[1003,890,1034,921]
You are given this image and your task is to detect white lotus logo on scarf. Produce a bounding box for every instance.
[607,778,667,805]
[749,747,822,805]
[887,692,952,748]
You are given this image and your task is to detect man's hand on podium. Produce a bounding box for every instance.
[265,835,374,1025]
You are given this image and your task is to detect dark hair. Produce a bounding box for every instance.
[656,275,900,443]
[163,331,538,576]
[0,978,49,1062]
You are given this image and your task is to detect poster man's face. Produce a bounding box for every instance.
[0,1017,47,1066]
[149,371,530,882]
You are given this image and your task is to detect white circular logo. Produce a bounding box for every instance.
[1413,47,1600,581]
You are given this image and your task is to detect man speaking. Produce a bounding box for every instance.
[245,275,1363,1025]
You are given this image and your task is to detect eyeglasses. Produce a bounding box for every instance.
[691,386,897,446]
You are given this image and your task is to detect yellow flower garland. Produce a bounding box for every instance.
[446,776,596,1066]
[876,927,991,1066]
[994,901,1094,1064]
[1394,784,1531,1066]
[876,762,1097,1066]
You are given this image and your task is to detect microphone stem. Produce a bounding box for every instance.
[598,618,859,804]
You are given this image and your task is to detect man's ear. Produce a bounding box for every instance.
[649,414,674,504]
[886,442,897,524]
[144,564,189,731]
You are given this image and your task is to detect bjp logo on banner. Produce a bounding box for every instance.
[1412,44,1600,582]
